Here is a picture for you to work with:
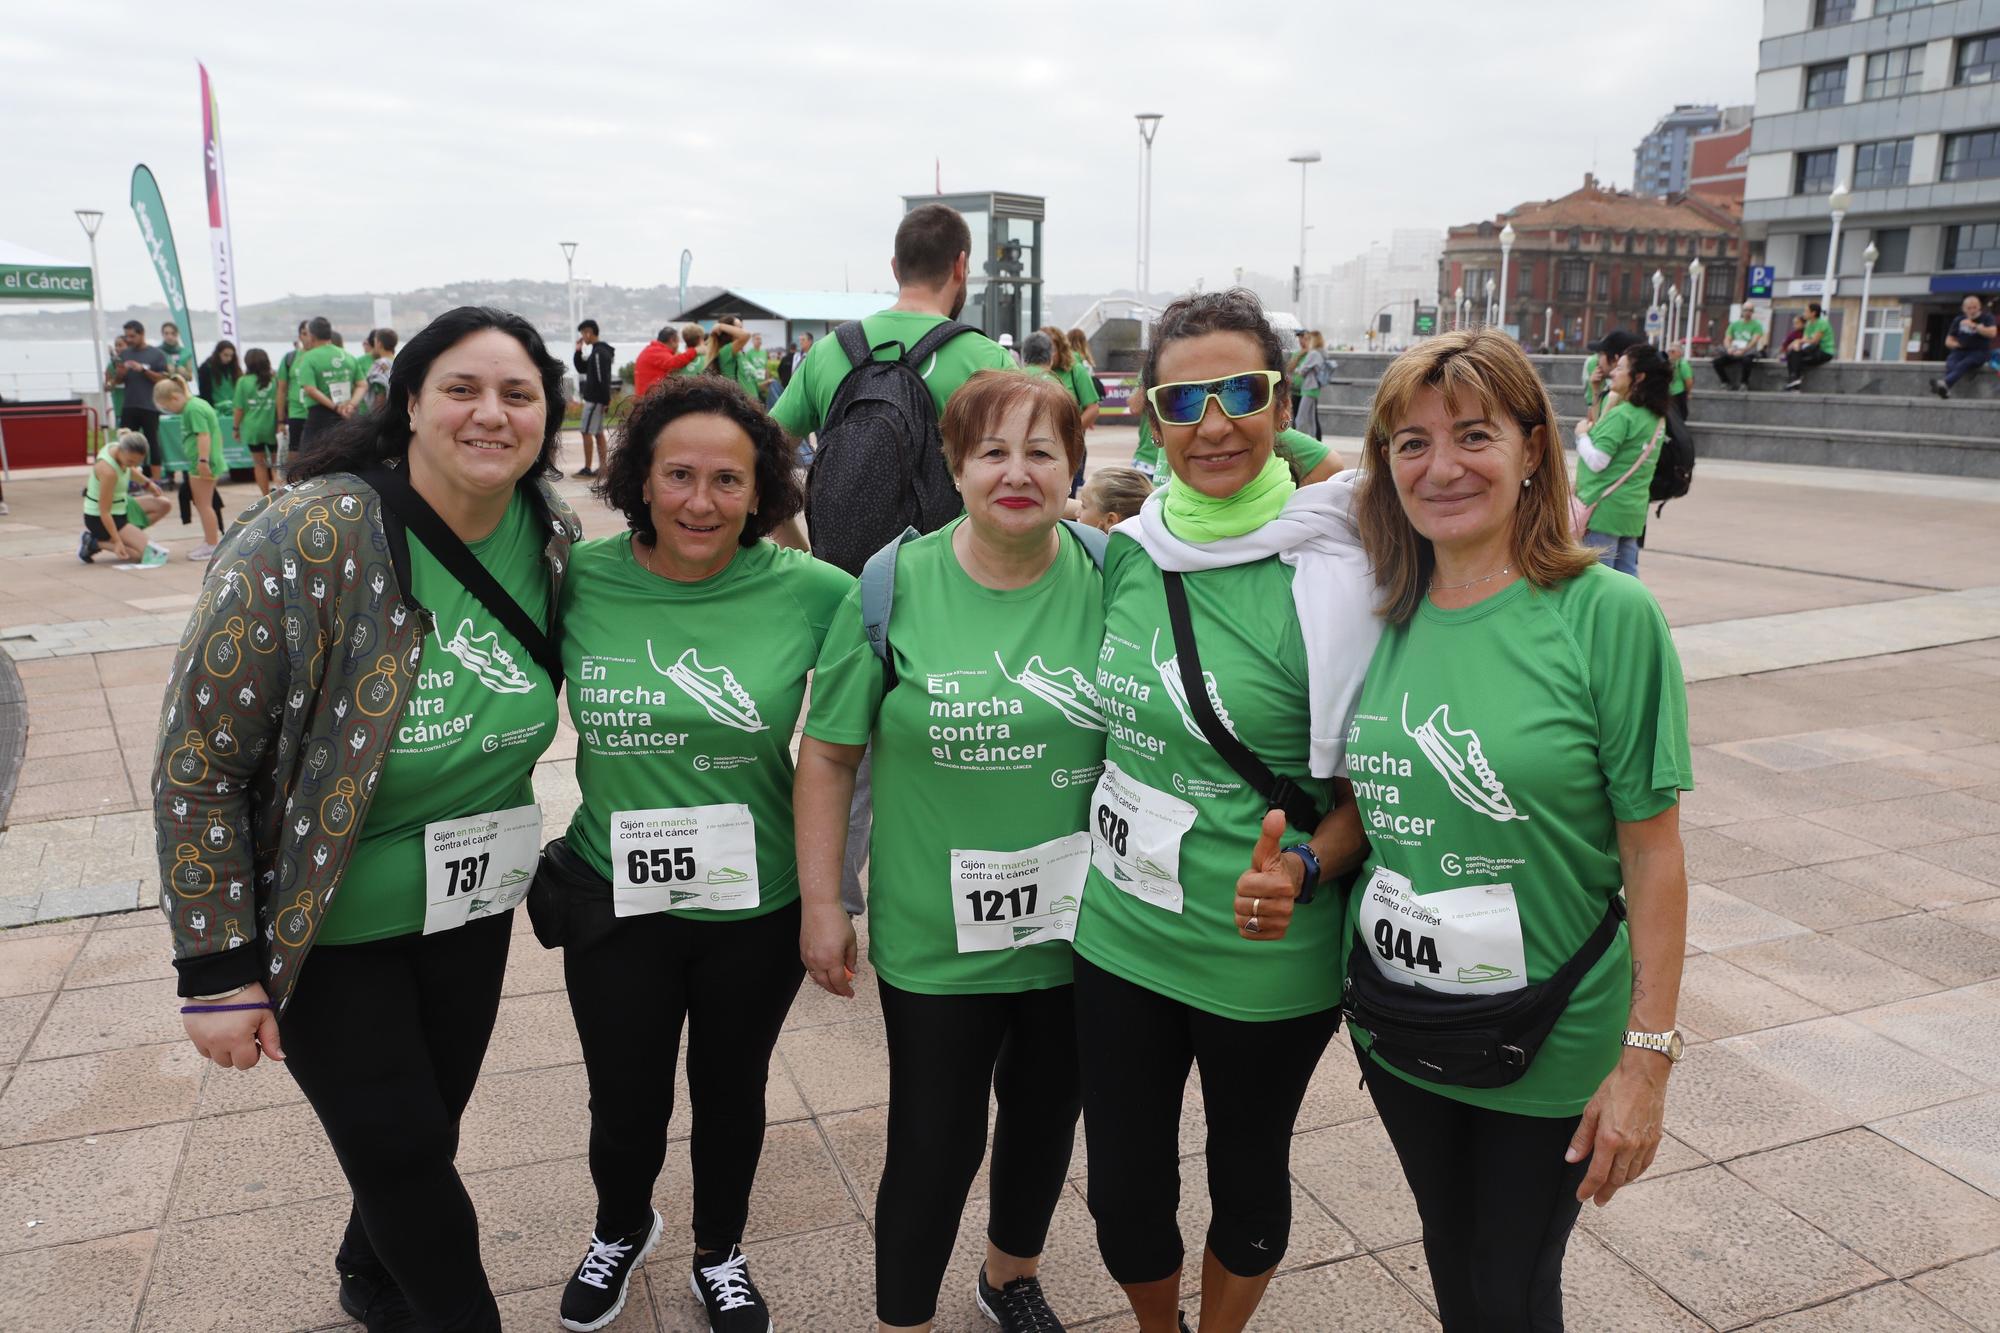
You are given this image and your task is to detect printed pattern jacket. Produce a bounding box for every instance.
[152,468,579,1011]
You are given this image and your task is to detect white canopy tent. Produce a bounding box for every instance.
[0,235,104,479]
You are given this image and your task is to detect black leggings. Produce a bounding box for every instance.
[280,911,512,1333]
[875,979,1082,1326]
[1073,955,1338,1284]
[565,896,804,1249]
[1362,1047,1588,1333]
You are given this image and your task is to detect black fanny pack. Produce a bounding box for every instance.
[1342,896,1626,1089]
[525,836,620,954]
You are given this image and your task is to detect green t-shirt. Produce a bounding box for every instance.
[1343,565,1692,1116]
[278,349,307,420]
[1669,357,1694,395]
[294,344,358,411]
[83,444,130,518]
[1582,353,1603,415]
[1575,401,1662,538]
[1073,536,1337,1021]
[1132,416,1162,480]
[1064,358,1102,411]
[1279,427,1330,478]
[161,344,196,379]
[232,374,277,446]
[177,396,223,470]
[772,310,1017,436]
[1026,364,1065,389]
[1806,317,1836,356]
[107,354,125,415]
[323,492,560,944]
[561,536,853,921]
[1724,319,1764,351]
[805,519,1107,995]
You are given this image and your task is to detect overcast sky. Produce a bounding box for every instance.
[5,1,1762,312]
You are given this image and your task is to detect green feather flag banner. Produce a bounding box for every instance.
[130,164,194,345]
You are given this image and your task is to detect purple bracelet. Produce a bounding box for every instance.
[180,1001,273,1014]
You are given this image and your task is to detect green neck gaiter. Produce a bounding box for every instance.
[1161,451,1296,542]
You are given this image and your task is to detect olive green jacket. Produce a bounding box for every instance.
[153,469,580,1011]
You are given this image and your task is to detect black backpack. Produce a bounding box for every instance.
[805,319,978,575]
[1650,407,1695,513]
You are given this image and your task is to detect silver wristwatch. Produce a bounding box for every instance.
[1623,1028,1685,1062]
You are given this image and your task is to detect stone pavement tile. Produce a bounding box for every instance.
[0,1231,156,1333]
[1911,1251,2000,1333]
[484,989,585,1075]
[495,1268,659,1332]
[1678,774,1792,829]
[462,1154,603,1295]
[1663,1041,1857,1161]
[91,648,174,688]
[0,899,36,929]
[655,1120,858,1248]
[1296,1038,1376,1131]
[1915,835,2000,890]
[1721,817,1886,866]
[0,993,53,1064]
[1685,883,1812,953]
[1954,742,2000,770]
[26,701,123,736]
[1290,1117,1420,1249]
[0,931,84,997]
[1380,1230,1709,1332]
[1648,1133,1710,1178]
[23,725,117,759]
[1718,933,1941,1013]
[782,961,882,1031]
[1945,898,2000,940]
[1851,983,2000,1085]
[778,1017,889,1116]
[1714,729,1921,774]
[28,976,180,1061]
[17,750,125,789]
[1741,1281,1980,1331]
[0,1042,204,1148]
[1872,1091,2000,1195]
[194,1055,306,1118]
[1224,1256,1438,1333]
[1682,829,1799,882]
[1865,792,2000,839]
[34,880,140,922]
[1582,1165,1884,1329]
[1857,719,1997,752]
[497,933,566,998]
[1801,799,1978,851]
[1678,953,1831,1041]
[1822,851,2000,909]
[1730,1128,2000,1279]
[136,1191,352,1333]
[1718,867,1909,932]
[455,1062,593,1176]
[172,1101,345,1220]
[1834,912,2000,987]
[63,915,174,987]
[819,1105,906,1217]
[0,1122,182,1255]
[7,777,136,826]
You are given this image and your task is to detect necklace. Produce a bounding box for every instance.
[1431,564,1514,593]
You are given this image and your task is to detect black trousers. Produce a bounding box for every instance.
[1362,1048,1589,1333]
[1073,955,1338,1284]
[281,911,513,1333]
[875,978,1082,1326]
[1710,350,1760,387]
[1943,346,1989,387]
[1785,344,1832,382]
[564,896,804,1249]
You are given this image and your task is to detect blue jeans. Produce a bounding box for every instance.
[1943,347,1988,388]
[1585,530,1640,575]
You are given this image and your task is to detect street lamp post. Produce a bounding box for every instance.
[1687,257,1705,353]
[1649,270,1665,345]
[1544,306,1554,348]
[1484,277,1496,328]
[559,241,578,330]
[1287,150,1321,320]
[75,209,106,441]
[1669,286,1682,349]
[1859,240,1880,360]
[1136,114,1163,348]
[1497,222,1515,336]
[1454,286,1465,331]
[1824,181,1850,342]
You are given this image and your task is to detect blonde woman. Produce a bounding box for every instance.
[1348,329,1691,1330]
[151,375,225,560]
[1075,465,1152,532]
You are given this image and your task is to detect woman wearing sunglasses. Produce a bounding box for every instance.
[1072,290,1379,1333]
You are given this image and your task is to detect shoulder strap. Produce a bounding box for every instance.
[861,526,923,690]
[1594,417,1664,506]
[834,320,873,371]
[903,319,980,368]
[1159,570,1324,831]
[1545,896,1628,994]
[363,466,562,686]
[1059,518,1109,569]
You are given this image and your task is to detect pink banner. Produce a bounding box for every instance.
[200,63,238,342]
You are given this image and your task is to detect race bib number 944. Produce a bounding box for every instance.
[1357,865,1528,996]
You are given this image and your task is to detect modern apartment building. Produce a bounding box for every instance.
[1745,0,2000,359]
[1636,105,1752,196]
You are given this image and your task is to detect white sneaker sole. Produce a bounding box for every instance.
[560,1210,662,1332]
[686,1269,775,1333]
[975,1282,1002,1326]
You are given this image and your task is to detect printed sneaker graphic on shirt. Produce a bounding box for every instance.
[706,866,750,885]
[1150,629,1236,744]
[995,652,1108,732]
[649,643,768,734]
[1456,962,1517,985]
[1135,856,1173,879]
[438,618,536,694]
[1401,694,1527,823]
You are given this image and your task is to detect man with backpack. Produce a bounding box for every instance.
[572,319,616,476]
[770,202,1017,574]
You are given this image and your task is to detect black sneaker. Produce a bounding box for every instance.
[1933,378,1951,399]
[560,1209,661,1332]
[78,531,98,564]
[689,1245,773,1333]
[976,1265,1065,1331]
[338,1268,421,1332]
[1179,1313,1194,1333]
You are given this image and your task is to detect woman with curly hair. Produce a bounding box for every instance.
[541,374,850,1333]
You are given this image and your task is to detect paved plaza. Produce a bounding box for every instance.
[3,430,2000,1330]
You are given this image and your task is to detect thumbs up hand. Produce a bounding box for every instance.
[1234,809,1304,942]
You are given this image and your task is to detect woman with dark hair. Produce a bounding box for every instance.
[541,375,843,1333]
[798,370,1103,1333]
[155,305,579,1332]
[1072,289,1378,1333]
[232,347,279,493]
[1573,342,1669,577]
[1351,330,1689,1331]
[196,339,239,407]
